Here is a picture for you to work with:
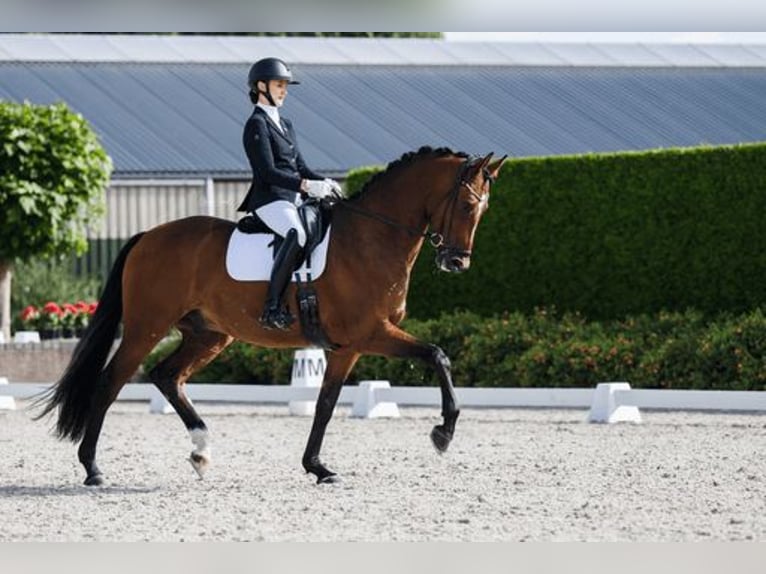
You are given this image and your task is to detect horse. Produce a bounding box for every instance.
[36,146,506,486]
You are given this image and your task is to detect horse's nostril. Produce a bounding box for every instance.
[450,257,463,269]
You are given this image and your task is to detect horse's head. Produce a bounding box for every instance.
[428,152,506,273]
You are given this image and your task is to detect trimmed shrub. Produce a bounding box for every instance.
[140,308,766,391]
[346,143,766,320]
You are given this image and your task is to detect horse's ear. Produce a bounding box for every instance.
[479,152,494,170]
[488,155,508,179]
[468,152,494,176]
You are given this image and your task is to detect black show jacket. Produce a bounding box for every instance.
[238,106,324,212]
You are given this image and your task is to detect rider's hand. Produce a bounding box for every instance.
[303,179,334,199]
[324,178,343,198]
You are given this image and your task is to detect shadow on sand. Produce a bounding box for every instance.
[0,484,162,497]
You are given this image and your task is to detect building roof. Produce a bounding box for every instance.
[4,34,766,67]
[2,34,766,178]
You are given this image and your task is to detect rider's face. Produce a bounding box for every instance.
[265,79,288,107]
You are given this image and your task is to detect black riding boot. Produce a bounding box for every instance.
[260,229,303,330]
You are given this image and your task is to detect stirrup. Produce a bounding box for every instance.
[259,306,295,331]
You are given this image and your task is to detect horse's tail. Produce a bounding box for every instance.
[34,233,145,442]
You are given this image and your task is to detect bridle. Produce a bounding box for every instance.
[429,159,493,263]
[332,157,494,258]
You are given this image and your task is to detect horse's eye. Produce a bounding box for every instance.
[462,202,475,214]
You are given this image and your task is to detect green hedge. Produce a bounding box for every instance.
[346,143,766,320]
[140,308,766,390]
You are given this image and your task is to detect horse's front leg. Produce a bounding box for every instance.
[302,351,359,484]
[365,322,460,453]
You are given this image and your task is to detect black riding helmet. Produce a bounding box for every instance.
[248,57,299,105]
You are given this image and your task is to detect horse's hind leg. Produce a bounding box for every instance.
[77,331,162,486]
[149,313,233,479]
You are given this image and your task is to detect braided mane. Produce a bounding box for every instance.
[350,146,469,201]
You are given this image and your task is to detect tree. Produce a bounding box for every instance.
[0,101,111,341]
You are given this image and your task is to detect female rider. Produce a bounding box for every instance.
[237,57,340,330]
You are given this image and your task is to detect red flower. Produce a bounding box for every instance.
[76,300,90,312]
[62,303,79,315]
[19,305,39,322]
[43,302,62,315]
[88,302,99,315]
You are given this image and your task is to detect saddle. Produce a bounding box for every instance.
[236,198,333,264]
[235,198,338,350]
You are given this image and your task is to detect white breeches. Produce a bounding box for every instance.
[255,200,307,247]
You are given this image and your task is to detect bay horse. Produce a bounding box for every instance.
[36,146,505,486]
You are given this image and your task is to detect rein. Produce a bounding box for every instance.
[332,157,491,250]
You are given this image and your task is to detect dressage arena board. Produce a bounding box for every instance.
[1,401,764,541]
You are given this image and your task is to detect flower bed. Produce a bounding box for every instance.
[18,301,98,340]
[141,308,766,390]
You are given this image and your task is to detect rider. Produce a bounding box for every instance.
[238,57,341,330]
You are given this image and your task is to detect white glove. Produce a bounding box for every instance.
[324,178,343,196]
[303,179,334,199]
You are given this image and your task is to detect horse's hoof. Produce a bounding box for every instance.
[189,452,210,479]
[83,473,104,487]
[430,425,452,454]
[317,473,340,485]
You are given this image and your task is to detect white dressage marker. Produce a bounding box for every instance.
[587,382,642,424]
[13,331,40,344]
[149,387,174,414]
[351,380,400,419]
[289,348,326,416]
[0,377,16,411]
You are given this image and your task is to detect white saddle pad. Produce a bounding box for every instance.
[225,225,331,282]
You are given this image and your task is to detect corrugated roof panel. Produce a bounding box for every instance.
[322,38,402,65]
[104,35,186,62]
[437,42,511,65]
[48,35,128,62]
[1,34,68,61]
[411,67,552,154]
[113,65,245,168]
[373,38,454,65]
[3,61,766,177]
[665,71,762,143]
[643,44,721,67]
[4,35,766,69]
[297,66,442,159]
[465,68,583,155]
[564,69,701,147]
[288,66,408,167]
[350,67,495,150]
[544,43,620,67]
[510,69,658,150]
[489,43,568,66]
[6,34,766,67]
[586,43,673,67]
[38,64,184,173]
[264,36,350,65]
[742,44,766,64]
[161,36,242,63]
[0,62,65,102]
[694,44,766,67]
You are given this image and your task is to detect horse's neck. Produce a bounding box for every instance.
[335,175,429,280]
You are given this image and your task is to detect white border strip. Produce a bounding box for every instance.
[5,383,766,413]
